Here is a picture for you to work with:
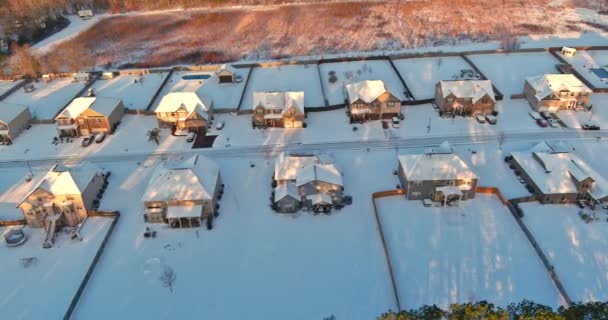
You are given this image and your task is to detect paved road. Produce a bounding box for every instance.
[2,129,606,168]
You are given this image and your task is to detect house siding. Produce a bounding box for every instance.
[348,92,401,122]
[298,180,343,204]
[399,161,477,201]
[435,83,495,115]
[1,107,32,141]
[524,80,591,112]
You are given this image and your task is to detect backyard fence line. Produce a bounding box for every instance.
[145,68,174,111]
[548,49,608,93]
[315,63,330,107]
[236,67,254,112]
[63,211,120,320]
[125,109,155,115]
[460,54,504,101]
[0,79,30,102]
[0,219,26,226]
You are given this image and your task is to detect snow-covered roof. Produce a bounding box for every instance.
[165,205,203,219]
[155,92,210,120]
[530,141,572,154]
[345,80,388,104]
[274,183,299,201]
[57,97,122,119]
[0,102,29,124]
[399,152,477,181]
[252,91,304,115]
[296,163,343,187]
[142,155,219,203]
[217,64,237,75]
[510,149,608,200]
[274,153,320,181]
[432,141,454,154]
[307,193,332,205]
[438,80,495,103]
[526,74,592,100]
[18,163,103,206]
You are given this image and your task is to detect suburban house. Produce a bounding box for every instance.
[398,142,478,205]
[73,72,91,82]
[142,155,222,228]
[17,163,106,228]
[345,80,401,122]
[434,80,496,115]
[216,64,240,84]
[0,102,32,144]
[509,141,608,204]
[273,153,344,212]
[155,92,213,134]
[252,91,305,128]
[55,97,125,137]
[524,74,592,112]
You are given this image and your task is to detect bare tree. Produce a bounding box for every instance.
[147,128,160,145]
[159,266,176,293]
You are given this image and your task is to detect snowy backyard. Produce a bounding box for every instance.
[148,70,214,111]
[319,60,407,105]
[376,194,563,309]
[197,67,250,110]
[241,64,325,110]
[0,80,22,97]
[520,202,608,302]
[466,52,560,96]
[90,73,167,110]
[560,49,608,89]
[392,56,476,100]
[2,78,85,119]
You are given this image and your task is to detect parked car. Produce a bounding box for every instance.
[475,114,486,123]
[582,122,600,130]
[540,111,551,120]
[547,119,559,128]
[391,117,400,129]
[186,132,196,142]
[81,135,94,147]
[529,111,542,120]
[536,118,548,127]
[215,121,225,130]
[94,132,106,143]
[485,114,497,125]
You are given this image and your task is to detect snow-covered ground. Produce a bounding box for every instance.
[0,217,112,319]
[319,60,407,105]
[557,93,608,128]
[148,70,214,111]
[466,52,560,97]
[33,15,108,53]
[392,56,475,100]
[241,64,325,110]
[520,202,608,302]
[0,115,192,162]
[2,78,85,119]
[197,68,250,110]
[560,49,608,89]
[376,194,563,309]
[0,80,23,97]
[90,73,167,110]
[72,151,397,320]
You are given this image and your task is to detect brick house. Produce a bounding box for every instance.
[252,91,305,128]
[155,92,212,134]
[345,80,401,122]
[524,74,592,112]
[55,97,124,137]
[434,80,496,115]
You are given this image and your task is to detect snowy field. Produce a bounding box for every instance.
[466,52,560,96]
[197,67,250,110]
[33,15,108,53]
[241,64,325,110]
[0,217,112,320]
[2,78,85,119]
[560,49,608,89]
[0,80,22,97]
[319,60,407,105]
[148,70,214,111]
[376,195,562,309]
[0,115,192,162]
[520,202,608,302]
[72,151,398,320]
[392,56,475,100]
[90,73,167,110]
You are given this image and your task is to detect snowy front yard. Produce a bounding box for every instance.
[520,202,608,302]
[3,78,85,119]
[376,194,562,309]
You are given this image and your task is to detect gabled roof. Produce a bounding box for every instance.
[217,64,237,75]
[142,155,219,203]
[438,80,495,103]
[252,91,304,115]
[345,80,388,104]
[432,141,454,154]
[526,74,592,100]
[274,152,320,181]
[307,193,332,205]
[274,183,299,201]
[296,163,343,187]
[398,152,477,181]
[0,102,30,124]
[57,97,122,119]
[18,163,103,206]
[155,92,210,120]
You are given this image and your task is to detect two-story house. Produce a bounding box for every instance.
[55,97,124,137]
[142,155,222,228]
[252,91,305,128]
[524,74,592,112]
[0,102,32,144]
[344,80,401,122]
[155,92,212,134]
[17,163,106,228]
[435,80,496,115]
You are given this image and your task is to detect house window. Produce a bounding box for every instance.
[413,180,422,186]
[171,112,176,117]
[446,98,453,103]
